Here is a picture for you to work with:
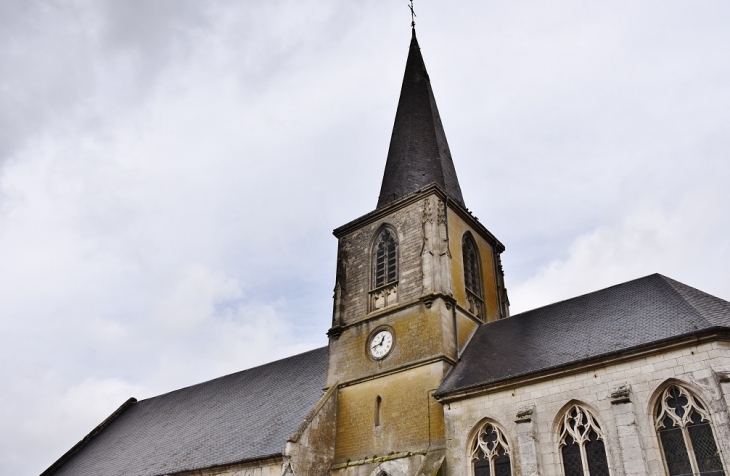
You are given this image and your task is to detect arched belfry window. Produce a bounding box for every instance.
[655,384,725,476]
[558,404,610,476]
[462,233,484,319]
[471,422,512,476]
[370,227,398,311]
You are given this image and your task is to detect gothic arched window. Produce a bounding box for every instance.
[471,422,512,476]
[373,228,398,288]
[655,384,725,476]
[370,227,398,311]
[462,234,484,319]
[558,404,610,476]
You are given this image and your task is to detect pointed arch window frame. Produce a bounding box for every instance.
[369,225,399,312]
[462,232,485,320]
[653,383,726,476]
[469,419,513,476]
[557,403,612,476]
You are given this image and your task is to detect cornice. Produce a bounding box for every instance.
[333,183,505,252]
[435,329,730,404]
[337,355,456,389]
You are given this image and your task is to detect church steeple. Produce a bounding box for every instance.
[377,28,465,209]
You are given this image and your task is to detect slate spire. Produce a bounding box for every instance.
[377,28,465,209]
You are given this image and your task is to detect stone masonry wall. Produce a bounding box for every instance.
[447,210,499,323]
[442,339,730,476]
[166,458,282,476]
[333,361,448,464]
[337,198,425,325]
[287,385,338,476]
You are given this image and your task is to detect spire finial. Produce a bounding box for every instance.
[408,0,416,29]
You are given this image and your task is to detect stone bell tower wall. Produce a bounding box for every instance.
[447,209,503,323]
[333,195,426,327]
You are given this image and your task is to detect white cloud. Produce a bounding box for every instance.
[0,1,729,474]
[510,192,730,314]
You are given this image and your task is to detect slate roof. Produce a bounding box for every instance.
[377,28,465,209]
[47,347,329,476]
[436,274,730,397]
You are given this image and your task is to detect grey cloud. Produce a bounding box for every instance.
[1,1,729,474]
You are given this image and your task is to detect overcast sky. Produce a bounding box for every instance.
[1,1,729,474]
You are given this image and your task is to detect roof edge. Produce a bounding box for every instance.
[40,397,137,476]
[334,183,503,251]
[508,273,663,319]
[287,382,338,443]
[137,346,329,404]
[162,454,284,476]
[434,327,730,401]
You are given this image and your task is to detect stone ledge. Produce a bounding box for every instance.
[331,451,423,469]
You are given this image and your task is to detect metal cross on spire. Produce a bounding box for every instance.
[408,0,416,28]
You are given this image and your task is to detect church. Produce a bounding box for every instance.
[43,25,730,476]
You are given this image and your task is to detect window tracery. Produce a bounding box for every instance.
[471,422,512,476]
[558,404,610,476]
[370,227,398,311]
[655,384,725,476]
[462,234,484,319]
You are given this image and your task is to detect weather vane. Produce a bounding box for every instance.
[408,0,416,28]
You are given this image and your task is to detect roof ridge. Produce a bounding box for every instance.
[507,273,663,319]
[657,274,710,326]
[137,346,328,403]
[659,274,730,327]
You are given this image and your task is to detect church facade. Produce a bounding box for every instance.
[43,29,730,476]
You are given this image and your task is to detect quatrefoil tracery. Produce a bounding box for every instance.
[655,385,711,430]
[471,423,511,462]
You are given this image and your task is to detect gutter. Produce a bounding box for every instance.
[434,327,730,402]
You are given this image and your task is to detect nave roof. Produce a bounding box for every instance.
[436,274,730,398]
[45,347,329,476]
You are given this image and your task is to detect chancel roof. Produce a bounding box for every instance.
[377,29,464,209]
[436,274,730,398]
[46,347,329,476]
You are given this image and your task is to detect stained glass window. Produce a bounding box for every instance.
[655,385,725,476]
[558,405,610,476]
[471,422,512,476]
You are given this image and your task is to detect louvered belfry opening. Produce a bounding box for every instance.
[463,235,482,297]
[375,229,397,288]
[463,234,484,319]
[369,227,399,312]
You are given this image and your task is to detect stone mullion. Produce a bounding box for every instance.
[680,425,701,476]
[579,443,591,476]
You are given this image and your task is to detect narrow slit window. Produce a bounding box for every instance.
[375,395,382,427]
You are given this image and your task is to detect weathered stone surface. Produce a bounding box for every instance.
[442,340,730,476]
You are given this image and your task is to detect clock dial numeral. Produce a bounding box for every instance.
[369,330,393,359]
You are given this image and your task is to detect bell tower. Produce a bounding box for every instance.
[326,27,509,476]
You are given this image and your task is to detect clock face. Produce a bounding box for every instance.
[369,329,394,359]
